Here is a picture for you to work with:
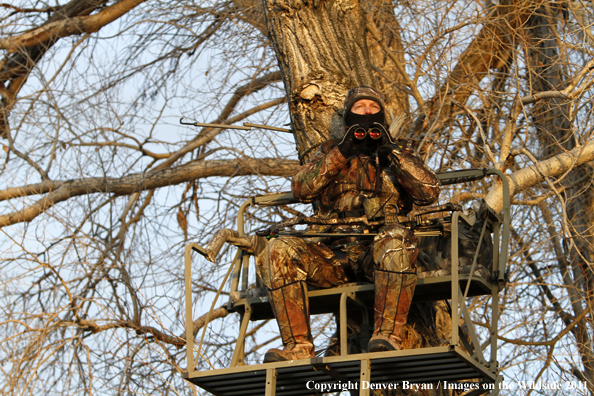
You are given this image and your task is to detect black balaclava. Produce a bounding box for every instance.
[343,86,386,128]
[343,86,387,153]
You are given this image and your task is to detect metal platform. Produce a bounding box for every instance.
[230,274,495,321]
[184,346,497,396]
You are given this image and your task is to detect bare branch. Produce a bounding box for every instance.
[0,157,299,227]
[0,0,147,50]
[486,142,594,212]
[0,3,59,13]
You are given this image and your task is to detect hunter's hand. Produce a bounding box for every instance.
[337,126,364,158]
[379,129,393,147]
[377,143,402,168]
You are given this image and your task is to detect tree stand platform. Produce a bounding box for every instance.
[184,346,499,396]
[183,169,509,396]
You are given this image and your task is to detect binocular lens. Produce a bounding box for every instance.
[354,128,367,139]
[353,127,382,140]
[368,128,381,139]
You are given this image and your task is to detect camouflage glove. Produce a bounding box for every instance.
[377,143,405,168]
[379,133,392,147]
[337,126,364,158]
[378,124,395,146]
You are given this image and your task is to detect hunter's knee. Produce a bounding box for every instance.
[373,224,419,272]
[257,237,304,288]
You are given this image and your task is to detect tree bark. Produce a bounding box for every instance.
[364,0,410,122]
[264,0,375,162]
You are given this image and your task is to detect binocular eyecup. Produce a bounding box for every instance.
[353,126,383,140]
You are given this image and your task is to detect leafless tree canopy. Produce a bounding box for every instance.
[1,0,594,394]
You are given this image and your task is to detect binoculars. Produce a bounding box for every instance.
[353,125,384,140]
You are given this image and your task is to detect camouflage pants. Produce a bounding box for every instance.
[256,224,419,349]
[256,223,418,290]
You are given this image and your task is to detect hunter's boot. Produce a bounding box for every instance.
[263,281,315,362]
[368,269,417,352]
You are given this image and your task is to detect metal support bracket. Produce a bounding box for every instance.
[360,358,371,396]
[265,368,277,396]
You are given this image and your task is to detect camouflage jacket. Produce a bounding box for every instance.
[292,140,440,222]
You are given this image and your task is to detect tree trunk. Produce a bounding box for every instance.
[263,0,375,162]
[523,1,594,383]
[264,1,449,394]
[364,0,410,123]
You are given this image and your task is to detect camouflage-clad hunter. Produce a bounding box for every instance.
[256,86,441,362]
